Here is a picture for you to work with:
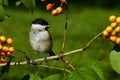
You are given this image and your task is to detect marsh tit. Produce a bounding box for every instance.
[29,18,55,61]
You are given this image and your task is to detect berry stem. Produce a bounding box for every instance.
[83,31,103,49]
[59,2,76,71]
[60,2,63,7]
[61,2,68,53]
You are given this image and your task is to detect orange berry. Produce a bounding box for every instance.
[60,0,67,3]
[109,15,116,22]
[111,30,117,36]
[46,3,54,11]
[106,26,113,33]
[116,17,120,24]
[8,47,15,53]
[116,37,120,45]
[115,26,120,33]
[6,38,13,45]
[52,9,58,16]
[2,46,8,52]
[109,36,117,42]
[0,52,5,56]
[41,0,46,2]
[111,22,117,28]
[56,7,63,14]
[0,57,6,63]
[5,52,12,57]
[0,36,6,43]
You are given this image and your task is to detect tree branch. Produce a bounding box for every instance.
[0,31,103,67]
[0,47,84,67]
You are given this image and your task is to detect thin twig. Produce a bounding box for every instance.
[38,65,71,73]
[62,58,76,70]
[83,31,103,49]
[61,2,68,53]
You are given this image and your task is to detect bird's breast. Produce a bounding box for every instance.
[30,31,52,53]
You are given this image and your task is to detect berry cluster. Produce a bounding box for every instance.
[43,0,67,16]
[103,15,120,45]
[0,36,15,63]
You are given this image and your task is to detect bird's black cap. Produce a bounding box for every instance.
[32,18,49,25]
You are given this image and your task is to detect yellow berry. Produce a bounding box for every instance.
[0,44,2,50]
[56,7,63,14]
[6,38,13,45]
[109,36,117,42]
[8,47,15,53]
[106,26,113,33]
[116,17,120,24]
[115,26,120,33]
[116,37,120,45]
[103,30,109,38]
[52,9,58,16]
[2,46,8,52]
[111,22,117,28]
[109,15,116,22]
[0,36,6,43]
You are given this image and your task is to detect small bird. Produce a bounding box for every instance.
[29,18,55,63]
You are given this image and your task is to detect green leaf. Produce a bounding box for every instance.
[21,0,36,8]
[0,0,8,5]
[29,74,42,80]
[110,44,120,74]
[89,64,105,80]
[0,57,13,77]
[16,1,22,6]
[44,74,64,80]
[68,62,104,80]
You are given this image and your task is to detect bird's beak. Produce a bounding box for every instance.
[46,25,50,28]
[45,25,50,30]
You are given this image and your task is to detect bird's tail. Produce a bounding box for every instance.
[49,51,55,56]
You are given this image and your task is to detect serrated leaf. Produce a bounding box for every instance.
[29,74,42,80]
[21,0,35,8]
[43,74,64,80]
[68,62,104,80]
[110,45,120,74]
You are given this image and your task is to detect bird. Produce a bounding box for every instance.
[29,18,56,63]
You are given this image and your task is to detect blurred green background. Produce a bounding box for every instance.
[0,0,120,80]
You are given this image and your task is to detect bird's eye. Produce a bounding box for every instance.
[39,29,41,31]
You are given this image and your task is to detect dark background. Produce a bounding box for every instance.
[7,0,120,8]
